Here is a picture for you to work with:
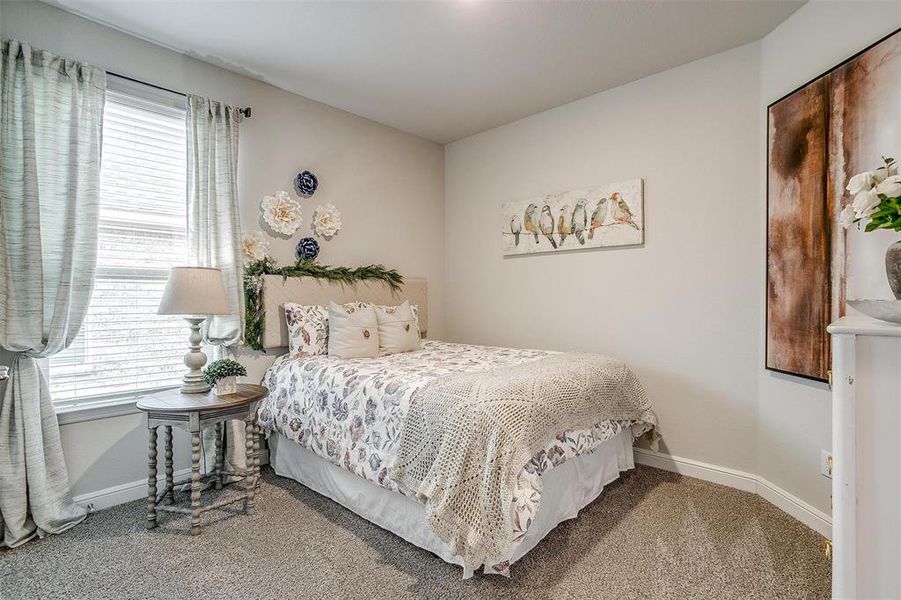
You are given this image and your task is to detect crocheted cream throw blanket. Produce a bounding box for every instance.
[390,352,657,569]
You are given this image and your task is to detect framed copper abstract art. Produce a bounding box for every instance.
[767,29,900,381]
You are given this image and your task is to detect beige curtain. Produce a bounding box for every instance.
[0,39,105,547]
[186,95,248,478]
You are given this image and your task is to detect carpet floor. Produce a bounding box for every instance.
[1,465,830,600]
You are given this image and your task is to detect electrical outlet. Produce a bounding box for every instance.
[821,450,833,478]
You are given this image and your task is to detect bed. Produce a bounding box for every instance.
[256,275,655,577]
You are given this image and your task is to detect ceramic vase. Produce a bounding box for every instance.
[886,240,901,300]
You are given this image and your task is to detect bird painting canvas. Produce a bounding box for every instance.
[501,179,643,256]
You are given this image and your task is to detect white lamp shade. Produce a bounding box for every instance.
[157,266,231,316]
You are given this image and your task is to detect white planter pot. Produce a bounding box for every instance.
[216,376,237,396]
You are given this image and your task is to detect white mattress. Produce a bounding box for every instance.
[270,428,636,577]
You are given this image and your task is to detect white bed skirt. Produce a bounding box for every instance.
[270,429,636,577]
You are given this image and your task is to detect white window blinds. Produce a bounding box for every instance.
[49,78,189,405]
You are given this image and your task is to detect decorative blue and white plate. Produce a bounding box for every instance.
[294,171,318,197]
[296,236,320,262]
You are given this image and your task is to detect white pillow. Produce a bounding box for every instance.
[376,303,422,338]
[374,301,421,355]
[327,302,379,358]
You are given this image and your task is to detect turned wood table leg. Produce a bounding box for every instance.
[147,426,158,530]
[164,425,175,505]
[214,422,224,490]
[253,422,261,489]
[244,418,256,515]
[191,430,202,536]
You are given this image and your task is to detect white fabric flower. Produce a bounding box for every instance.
[852,188,881,219]
[312,203,342,238]
[876,174,901,198]
[874,162,898,183]
[846,171,876,195]
[241,231,270,264]
[839,204,856,229]
[261,190,303,235]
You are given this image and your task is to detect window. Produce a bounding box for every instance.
[49,78,189,406]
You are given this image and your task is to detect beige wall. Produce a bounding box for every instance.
[445,43,763,473]
[756,0,901,514]
[1,1,445,498]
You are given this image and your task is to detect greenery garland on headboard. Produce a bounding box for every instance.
[243,257,404,351]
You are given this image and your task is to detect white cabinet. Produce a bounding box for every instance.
[828,316,901,599]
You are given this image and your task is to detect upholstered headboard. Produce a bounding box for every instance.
[260,275,428,350]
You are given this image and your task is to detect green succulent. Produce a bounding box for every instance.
[203,359,247,388]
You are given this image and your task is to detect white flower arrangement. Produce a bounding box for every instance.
[840,157,901,232]
[312,203,342,238]
[244,274,264,295]
[241,231,270,265]
[261,190,303,236]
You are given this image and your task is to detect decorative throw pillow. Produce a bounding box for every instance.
[327,302,379,358]
[284,303,329,356]
[374,301,421,355]
[376,303,422,337]
[408,304,423,337]
[284,301,368,356]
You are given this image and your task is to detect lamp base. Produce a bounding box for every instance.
[181,378,211,395]
[181,316,211,394]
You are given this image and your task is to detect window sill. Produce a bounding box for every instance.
[55,386,179,425]
[56,399,140,425]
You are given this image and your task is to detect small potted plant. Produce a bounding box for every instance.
[203,359,247,396]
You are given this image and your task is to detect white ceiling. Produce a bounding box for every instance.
[46,0,804,143]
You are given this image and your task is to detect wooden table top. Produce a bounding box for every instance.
[136,384,269,413]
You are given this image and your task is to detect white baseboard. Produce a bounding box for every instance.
[73,450,270,512]
[75,467,194,511]
[755,477,832,539]
[75,446,831,539]
[633,447,758,492]
[634,447,832,539]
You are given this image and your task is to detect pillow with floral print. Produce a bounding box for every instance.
[284,303,329,356]
[410,304,422,337]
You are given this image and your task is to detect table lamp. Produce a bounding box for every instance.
[157,267,230,393]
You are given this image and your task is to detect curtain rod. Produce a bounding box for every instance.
[109,71,252,118]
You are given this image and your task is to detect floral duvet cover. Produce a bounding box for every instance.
[259,340,637,573]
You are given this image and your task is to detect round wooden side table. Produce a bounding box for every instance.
[136,383,269,535]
